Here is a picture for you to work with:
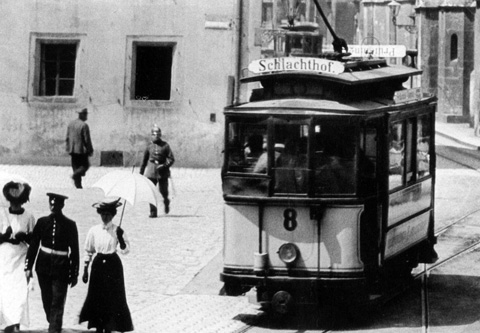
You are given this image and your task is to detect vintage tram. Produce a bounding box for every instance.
[219,16,437,314]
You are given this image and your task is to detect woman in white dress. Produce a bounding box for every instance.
[0,182,35,333]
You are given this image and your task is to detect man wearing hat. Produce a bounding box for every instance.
[139,124,175,217]
[66,107,94,189]
[25,193,80,333]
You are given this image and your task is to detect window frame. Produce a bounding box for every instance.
[28,33,85,103]
[388,113,433,192]
[124,35,182,108]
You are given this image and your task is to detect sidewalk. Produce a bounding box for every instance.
[0,165,260,333]
[436,122,480,150]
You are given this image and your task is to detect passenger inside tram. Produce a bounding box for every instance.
[314,127,356,194]
[274,136,308,193]
[244,134,264,170]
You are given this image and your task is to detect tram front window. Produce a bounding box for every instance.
[314,124,356,195]
[226,121,268,173]
[272,123,309,194]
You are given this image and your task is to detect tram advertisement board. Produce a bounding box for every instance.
[384,211,430,259]
[248,57,345,75]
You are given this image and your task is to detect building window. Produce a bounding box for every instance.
[36,42,78,96]
[132,43,174,101]
[262,0,274,26]
[450,34,458,61]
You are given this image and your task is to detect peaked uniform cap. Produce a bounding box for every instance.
[46,192,68,205]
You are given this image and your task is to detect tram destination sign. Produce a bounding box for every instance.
[348,45,407,58]
[248,57,345,75]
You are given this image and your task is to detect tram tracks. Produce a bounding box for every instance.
[413,150,480,333]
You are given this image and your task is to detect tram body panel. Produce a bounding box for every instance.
[388,180,432,227]
[263,205,364,272]
[385,211,430,259]
[223,203,364,273]
[223,203,260,268]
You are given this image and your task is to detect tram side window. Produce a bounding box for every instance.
[359,127,377,194]
[227,121,268,173]
[405,119,415,183]
[417,115,431,178]
[389,122,405,189]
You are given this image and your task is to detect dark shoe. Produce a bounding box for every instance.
[149,204,158,218]
[5,324,15,333]
[164,199,170,214]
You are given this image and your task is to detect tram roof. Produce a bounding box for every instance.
[241,63,422,86]
[225,97,433,116]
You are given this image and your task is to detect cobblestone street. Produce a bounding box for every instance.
[0,165,260,333]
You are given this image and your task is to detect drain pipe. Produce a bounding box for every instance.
[234,0,244,106]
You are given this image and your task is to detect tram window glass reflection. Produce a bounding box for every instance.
[359,126,377,194]
[272,123,309,194]
[405,119,414,183]
[389,121,405,189]
[417,115,431,178]
[314,123,356,195]
[227,121,268,173]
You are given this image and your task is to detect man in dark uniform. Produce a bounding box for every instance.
[66,108,94,189]
[25,193,80,333]
[140,124,175,217]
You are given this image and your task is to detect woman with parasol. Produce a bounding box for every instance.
[0,181,35,333]
[78,198,133,333]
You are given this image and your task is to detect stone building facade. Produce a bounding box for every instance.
[0,0,237,168]
[417,0,476,123]
[1,1,479,168]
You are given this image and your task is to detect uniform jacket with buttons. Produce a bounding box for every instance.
[139,139,175,180]
[25,213,80,279]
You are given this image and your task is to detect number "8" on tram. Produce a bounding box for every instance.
[283,208,297,231]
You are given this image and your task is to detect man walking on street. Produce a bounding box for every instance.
[25,193,80,333]
[66,108,94,189]
[140,124,175,217]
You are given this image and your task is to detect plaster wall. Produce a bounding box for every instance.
[0,0,237,167]
[475,1,480,124]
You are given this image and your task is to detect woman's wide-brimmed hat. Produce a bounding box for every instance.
[92,198,122,213]
[3,181,31,205]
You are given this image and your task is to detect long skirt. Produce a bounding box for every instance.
[0,242,29,328]
[79,253,133,332]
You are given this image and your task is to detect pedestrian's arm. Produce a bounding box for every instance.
[83,124,94,156]
[82,229,95,283]
[139,148,150,175]
[116,226,130,254]
[65,126,70,153]
[165,144,175,168]
[25,219,41,281]
[69,224,80,287]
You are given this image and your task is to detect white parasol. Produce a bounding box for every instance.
[92,170,162,225]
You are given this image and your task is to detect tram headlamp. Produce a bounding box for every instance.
[278,243,299,264]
